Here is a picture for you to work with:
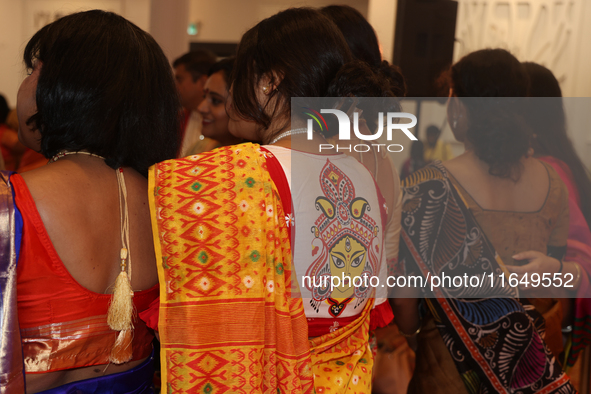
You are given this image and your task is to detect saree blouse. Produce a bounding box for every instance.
[12,174,157,373]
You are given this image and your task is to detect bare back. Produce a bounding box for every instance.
[20,156,157,392]
[443,152,550,213]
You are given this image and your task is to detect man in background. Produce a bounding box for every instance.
[173,50,218,156]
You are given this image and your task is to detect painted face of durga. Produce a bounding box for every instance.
[329,235,367,297]
[305,160,380,313]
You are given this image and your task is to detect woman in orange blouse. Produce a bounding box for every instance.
[3,10,181,393]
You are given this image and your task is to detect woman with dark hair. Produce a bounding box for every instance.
[192,57,243,153]
[0,10,181,393]
[147,7,397,393]
[523,62,591,373]
[392,49,575,393]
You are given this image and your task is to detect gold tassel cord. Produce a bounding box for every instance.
[107,250,134,331]
[110,329,134,364]
[107,168,135,364]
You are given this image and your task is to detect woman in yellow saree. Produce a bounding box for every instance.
[146,8,403,394]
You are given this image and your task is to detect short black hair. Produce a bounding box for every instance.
[450,49,530,179]
[24,10,181,177]
[207,57,235,85]
[173,50,217,82]
[524,62,562,97]
[450,49,529,98]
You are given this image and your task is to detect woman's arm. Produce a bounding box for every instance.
[508,251,583,292]
[389,293,421,351]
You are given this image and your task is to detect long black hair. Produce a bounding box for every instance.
[524,62,591,230]
[24,10,181,176]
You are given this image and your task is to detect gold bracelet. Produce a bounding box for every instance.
[399,324,421,338]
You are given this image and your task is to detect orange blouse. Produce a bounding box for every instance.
[12,174,158,373]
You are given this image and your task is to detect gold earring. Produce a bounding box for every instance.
[262,86,270,94]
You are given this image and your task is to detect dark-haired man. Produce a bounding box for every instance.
[173,50,218,156]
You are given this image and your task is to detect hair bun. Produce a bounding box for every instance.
[322,60,403,137]
[327,59,394,98]
[376,60,407,97]
[464,98,532,179]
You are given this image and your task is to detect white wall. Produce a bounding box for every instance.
[0,0,151,108]
[0,0,376,104]
[187,0,369,46]
[367,0,397,63]
[185,0,399,64]
[2,0,588,169]
[453,0,591,169]
[453,0,590,97]
[0,0,25,108]
[149,0,189,62]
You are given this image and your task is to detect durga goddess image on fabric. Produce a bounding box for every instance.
[306,160,381,317]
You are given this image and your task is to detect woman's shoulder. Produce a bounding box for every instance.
[18,165,67,207]
[537,159,569,211]
[538,156,577,200]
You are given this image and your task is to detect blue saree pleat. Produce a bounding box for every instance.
[38,349,155,394]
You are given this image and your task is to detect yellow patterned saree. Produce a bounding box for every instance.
[150,144,375,393]
[309,299,374,394]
